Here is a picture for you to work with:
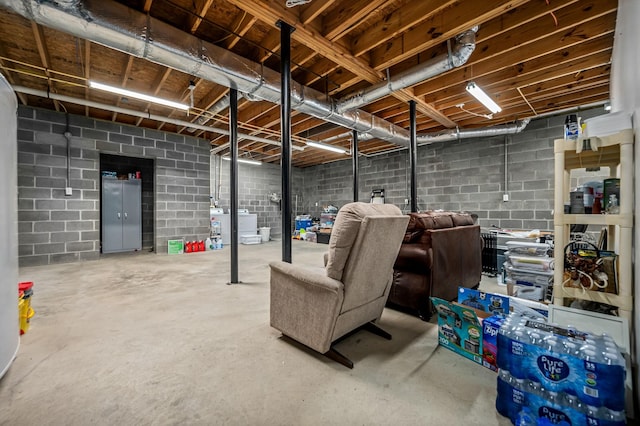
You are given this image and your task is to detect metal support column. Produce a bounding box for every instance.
[278,20,294,263]
[352,130,359,202]
[228,88,239,284]
[409,100,418,212]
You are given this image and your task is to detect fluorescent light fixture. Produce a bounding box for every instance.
[465,82,502,114]
[89,81,190,111]
[306,141,347,154]
[222,156,262,165]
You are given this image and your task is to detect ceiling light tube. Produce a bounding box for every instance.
[466,82,502,114]
[306,141,347,154]
[89,81,190,110]
[221,157,262,165]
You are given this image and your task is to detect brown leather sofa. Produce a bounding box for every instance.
[387,211,482,321]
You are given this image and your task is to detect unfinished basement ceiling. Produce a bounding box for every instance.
[0,0,615,167]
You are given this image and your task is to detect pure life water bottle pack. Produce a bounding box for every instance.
[496,313,626,425]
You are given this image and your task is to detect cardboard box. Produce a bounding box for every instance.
[432,289,510,370]
[167,239,184,255]
[431,298,491,367]
[457,287,510,316]
[482,315,504,371]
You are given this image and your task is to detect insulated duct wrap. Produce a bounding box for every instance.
[416,119,531,144]
[336,28,477,113]
[1,0,528,147]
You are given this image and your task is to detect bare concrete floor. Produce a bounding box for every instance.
[1,241,511,425]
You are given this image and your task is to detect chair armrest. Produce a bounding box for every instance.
[269,261,342,294]
[323,252,329,267]
[269,261,344,353]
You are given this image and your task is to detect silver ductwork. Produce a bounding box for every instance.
[350,119,530,144]
[187,93,241,133]
[1,0,528,147]
[416,118,530,144]
[336,28,477,113]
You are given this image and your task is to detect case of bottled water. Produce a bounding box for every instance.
[497,370,625,425]
[496,313,626,424]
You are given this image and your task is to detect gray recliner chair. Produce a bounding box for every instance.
[269,202,409,368]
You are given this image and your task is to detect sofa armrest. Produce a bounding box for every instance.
[393,244,430,272]
[429,225,482,301]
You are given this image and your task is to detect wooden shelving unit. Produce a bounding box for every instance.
[553,129,634,322]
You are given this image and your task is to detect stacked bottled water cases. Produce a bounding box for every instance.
[496,313,626,425]
[503,241,554,302]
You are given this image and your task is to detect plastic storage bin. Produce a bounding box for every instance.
[505,241,550,257]
[240,234,261,244]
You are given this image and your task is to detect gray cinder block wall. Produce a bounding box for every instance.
[17,106,210,266]
[300,108,607,230]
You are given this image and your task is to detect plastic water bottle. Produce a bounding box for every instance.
[205,237,212,251]
[497,327,511,372]
[603,409,626,423]
[543,336,559,353]
[216,238,223,250]
[564,114,580,140]
[563,341,578,356]
[529,332,542,347]
[515,409,537,426]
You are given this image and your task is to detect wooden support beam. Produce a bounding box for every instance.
[225,0,383,83]
[135,67,172,126]
[31,23,60,111]
[322,0,388,41]
[225,15,258,50]
[143,0,154,13]
[84,40,90,116]
[414,13,616,98]
[300,0,336,24]
[190,0,215,34]
[111,56,135,121]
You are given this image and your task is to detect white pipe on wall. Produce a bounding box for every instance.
[0,73,19,379]
[11,85,298,150]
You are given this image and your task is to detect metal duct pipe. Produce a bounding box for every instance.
[336,28,477,113]
[187,93,242,132]
[0,0,414,146]
[416,119,530,145]
[11,85,302,149]
[0,0,527,148]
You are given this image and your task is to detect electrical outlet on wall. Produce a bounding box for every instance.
[503,193,509,202]
[65,187,73,196]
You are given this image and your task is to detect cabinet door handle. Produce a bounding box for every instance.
[117,212,121,219]
[124,212,128,219]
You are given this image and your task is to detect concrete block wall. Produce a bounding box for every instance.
[300,108,608,230]
[17,106,210,266]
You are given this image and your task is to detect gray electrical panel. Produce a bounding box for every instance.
[101,177,142,254]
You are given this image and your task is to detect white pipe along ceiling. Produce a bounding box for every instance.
[11,85,304,151]
[0,0,532,146]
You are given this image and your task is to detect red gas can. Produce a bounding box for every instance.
[185,241,192,253]
[198,240,205,252]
